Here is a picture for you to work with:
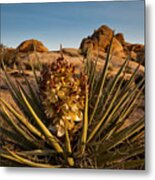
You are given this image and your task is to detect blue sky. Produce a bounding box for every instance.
[1,1,145,50]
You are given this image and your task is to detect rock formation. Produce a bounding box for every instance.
[80,25,125,58]
[16,39,48,53]
[115,33,145,64]
[80,25,145,64]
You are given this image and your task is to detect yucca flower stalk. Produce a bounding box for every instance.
[39,57,87,138]
[0,34,145,169]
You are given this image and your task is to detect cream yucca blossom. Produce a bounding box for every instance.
[40,57,87,137]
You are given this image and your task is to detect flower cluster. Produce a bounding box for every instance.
[40,57,87,137]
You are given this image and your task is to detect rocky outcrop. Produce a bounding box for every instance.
[115,33,145,64]
[17,39,48,53]
[80,25,125,58]
[80,25,145,65]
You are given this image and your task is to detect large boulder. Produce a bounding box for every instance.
[92,25,113,50]
[17,39,48,53]
[80,25,125,58]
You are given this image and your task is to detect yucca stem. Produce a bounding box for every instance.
[80,84,89,155]
[65,128,74,166]
[89,53,99,100]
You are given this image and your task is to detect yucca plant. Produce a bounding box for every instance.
[0,35,145,169]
